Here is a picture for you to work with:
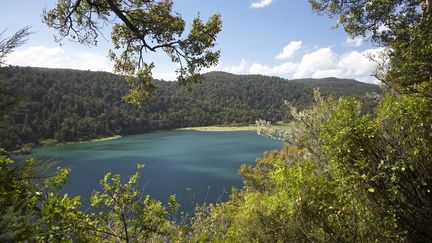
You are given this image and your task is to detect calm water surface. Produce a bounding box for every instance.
[27,130,283,212]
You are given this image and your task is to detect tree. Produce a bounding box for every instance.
[309,0,428,45]
[0,26,32,116]
[385,12,432,96]
[44,0,222,106]
[0,27,32,152]
[1,67,379,150]
[89,164,180,242]
[321,95,432,241]
[309,0,432,96]
[190,96,402,242]
[256,89,337,162]
[304,1,432,240]
[0,152,93,241]
[0,27,31,66]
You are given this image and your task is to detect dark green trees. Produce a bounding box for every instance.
[187,1,432,241]
[44,0,222,105]
[309,0,432,96]
[309,0,427,45]
[0,67,379,151]
[90,164,180,242]
[0,153,91,241]
[322,95,432,241]
[385,13,432,96]
[0,154,182,242]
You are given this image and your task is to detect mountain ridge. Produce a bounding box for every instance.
[0,66,380,150]
[204,71,376,85]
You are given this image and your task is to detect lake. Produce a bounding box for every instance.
[24,130,283,213]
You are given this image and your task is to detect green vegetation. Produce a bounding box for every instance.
[2,91,430,241]
[0,67,379,151]
[309,0,432,96]
[0,151,89,241]
[44,0,222,105]
[192,92,431,242]
[0,154,182,242]
[1,0,431,241]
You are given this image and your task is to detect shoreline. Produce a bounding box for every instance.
[11,135,123,155]
[64,135,122,145]
[89,135,122,142]
[14,126,257,155]
[176,125,257,132]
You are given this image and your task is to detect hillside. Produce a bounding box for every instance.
[0,66,380,150]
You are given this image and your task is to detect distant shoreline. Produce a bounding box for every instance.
[10,135,123,155]
[15,127,259,155]
[176,125,257,132]
[89,135,122,142]
[64,135,122,145]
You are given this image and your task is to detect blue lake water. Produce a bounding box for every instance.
[25,130,283,213]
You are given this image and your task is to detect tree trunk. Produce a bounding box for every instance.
[427,0,432,11]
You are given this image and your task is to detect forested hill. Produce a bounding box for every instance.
[0,66,380,150]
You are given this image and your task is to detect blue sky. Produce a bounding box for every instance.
[1,0,381,83]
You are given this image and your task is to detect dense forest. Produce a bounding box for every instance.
[0,66,379,151]
[2,0,432,241]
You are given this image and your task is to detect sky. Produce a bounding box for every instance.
[1,0,382,84]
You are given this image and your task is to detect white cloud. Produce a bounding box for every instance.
[225,59,248,74]
[250,0,273,9]
[339,50,377,76]
[250,62,297,76]
[311,69,346,78]
[153,72,177,81]
[345,36,363,47]
[293,47,337,79]
[275,41,302,60]
[153,62,222,81]
[5,45,112,72]
[249,46,383,83]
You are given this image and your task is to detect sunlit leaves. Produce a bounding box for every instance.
[0,155,93,241]
[309,0,432,97]
[257,89,337,161]
[385,12,432,96]
[121,63,157,106]
[90,163,179,242]
[44,0,222,106]
[308,0,424,45]
[321,95,432,241]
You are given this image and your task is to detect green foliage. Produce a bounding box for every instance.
[0,153,182,242]
[0,26,32,65]
[0,67,379,151]
[321,95,432,241]
[309,0,432,97]
[90,164,179,242]
[0,27,32,151]
[4,94,429,241]
[386,12,432,96]
[0,152,93,241]
[257,89,338,160]
[190,146,396,242]
[188,93,432,242]
[308,0,425,45]
[43,0,222,105]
